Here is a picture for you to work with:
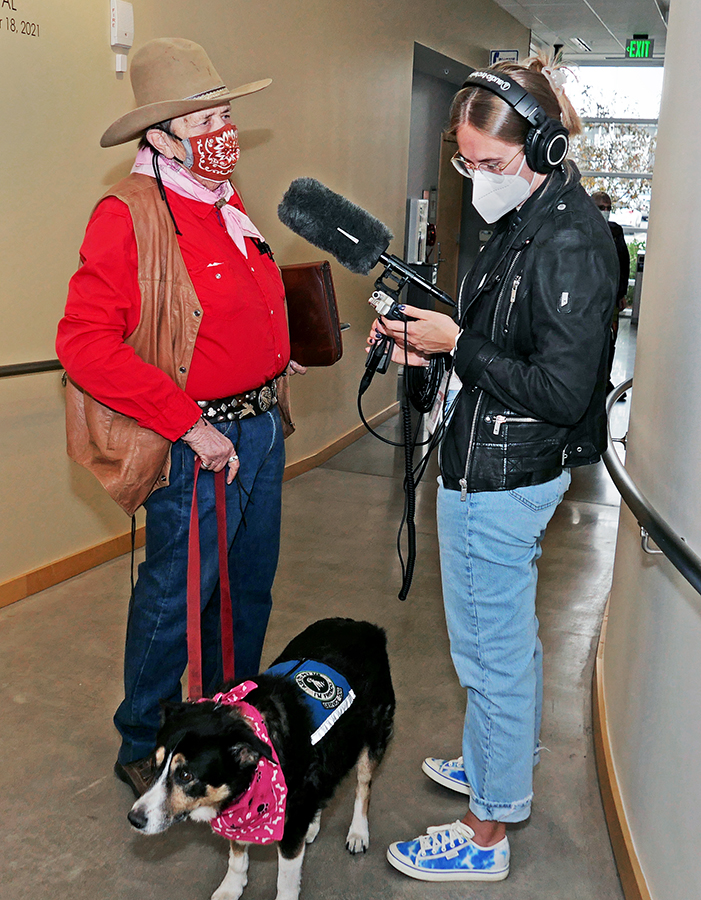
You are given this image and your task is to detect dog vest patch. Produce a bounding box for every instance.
[264,659,355,745]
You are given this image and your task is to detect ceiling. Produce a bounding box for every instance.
[491,0,668,65]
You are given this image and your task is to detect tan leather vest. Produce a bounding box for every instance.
[65,174,202,516]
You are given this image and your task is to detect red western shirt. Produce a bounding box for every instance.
[56,186,290,442]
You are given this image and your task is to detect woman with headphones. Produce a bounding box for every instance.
[372,58,618,882]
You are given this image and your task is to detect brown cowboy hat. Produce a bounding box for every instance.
[100,37,271,147]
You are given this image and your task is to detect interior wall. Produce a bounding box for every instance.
[406,70,456,203]
[602,0,701,897]
[0,0,528,586]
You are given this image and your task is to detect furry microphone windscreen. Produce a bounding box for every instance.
[277,177,393,275]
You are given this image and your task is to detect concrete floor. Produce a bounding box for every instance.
[0,323,635,900]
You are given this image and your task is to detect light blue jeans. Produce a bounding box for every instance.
[436,468,570,823]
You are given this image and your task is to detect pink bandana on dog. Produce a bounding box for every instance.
[201,681,287,843]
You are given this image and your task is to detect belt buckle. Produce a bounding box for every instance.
[256,382,276,413]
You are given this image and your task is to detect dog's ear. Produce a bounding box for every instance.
[229,735,275,767]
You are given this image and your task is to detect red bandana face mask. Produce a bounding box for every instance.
[180,123,240,182]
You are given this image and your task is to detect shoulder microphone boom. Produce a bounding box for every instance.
[278,177,454,307]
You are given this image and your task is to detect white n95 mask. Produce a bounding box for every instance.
[470,156,535,224]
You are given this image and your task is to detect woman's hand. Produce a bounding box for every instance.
[368,304,460,358]
[366,320,431,367]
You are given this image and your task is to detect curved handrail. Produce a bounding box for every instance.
[0,359,63,379]
[603,379,701,595]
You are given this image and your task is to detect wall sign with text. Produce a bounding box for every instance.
[0,0,41,38]
[489,50,519,66]
[626,37,654,59]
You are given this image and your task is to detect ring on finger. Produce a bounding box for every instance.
[229,455,239,463]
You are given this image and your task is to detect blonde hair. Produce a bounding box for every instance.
[448,54,581,144]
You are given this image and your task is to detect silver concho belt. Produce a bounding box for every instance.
[197,379,278,423]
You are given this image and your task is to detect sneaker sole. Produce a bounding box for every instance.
[386,846,509,882]
[421,759,471,796]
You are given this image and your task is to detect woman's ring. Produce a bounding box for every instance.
[229,455,239,463]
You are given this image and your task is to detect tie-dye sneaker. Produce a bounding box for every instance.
[387,820,509,882]
[421,756,471,795]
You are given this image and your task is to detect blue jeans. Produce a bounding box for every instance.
[114,409,284,764]
[436,468,570,823]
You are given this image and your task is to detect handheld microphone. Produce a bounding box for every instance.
[278,177,392,275]
[278,178,455,308]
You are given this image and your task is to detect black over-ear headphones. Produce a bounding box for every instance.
[462,70,569,174]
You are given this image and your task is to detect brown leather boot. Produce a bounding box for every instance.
[114,755,156,797]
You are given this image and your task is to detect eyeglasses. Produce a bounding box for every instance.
[595,204,612,212]
[451,146,522,178]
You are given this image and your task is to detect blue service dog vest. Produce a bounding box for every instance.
[264,659,356,745]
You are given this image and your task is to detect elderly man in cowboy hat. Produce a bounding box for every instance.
[57,38,303,796]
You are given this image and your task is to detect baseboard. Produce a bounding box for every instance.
[592,601,652,900]
[0,402,399,611]
[282,401,399,481]
[0,528,147,611]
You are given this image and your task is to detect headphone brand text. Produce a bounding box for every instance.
[470,72,512,92]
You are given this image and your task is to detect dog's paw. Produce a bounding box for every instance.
[345,825,369,854]
[211,881,246,900]
[211,872,247,900]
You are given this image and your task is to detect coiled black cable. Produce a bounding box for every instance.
[397,397,417,600]
[358,317,454,600]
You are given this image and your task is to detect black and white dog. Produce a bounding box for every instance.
[128,617,395,900]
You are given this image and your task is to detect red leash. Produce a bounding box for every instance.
[187,458,235,701]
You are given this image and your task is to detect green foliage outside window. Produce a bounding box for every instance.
[625,237,646,301]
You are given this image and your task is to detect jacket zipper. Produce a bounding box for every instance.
[460,392,484,500]
[503,274,521,333]
[490,414,542,436]
[490,250,524,341]
[458,250,524,500]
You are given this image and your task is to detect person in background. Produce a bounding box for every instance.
[369,58,617,882]
[591,190,631,396]
[57,38,304,797]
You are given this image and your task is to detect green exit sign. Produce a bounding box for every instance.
[626,36,654,59]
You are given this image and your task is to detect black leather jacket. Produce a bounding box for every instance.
[441,164,618,495]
